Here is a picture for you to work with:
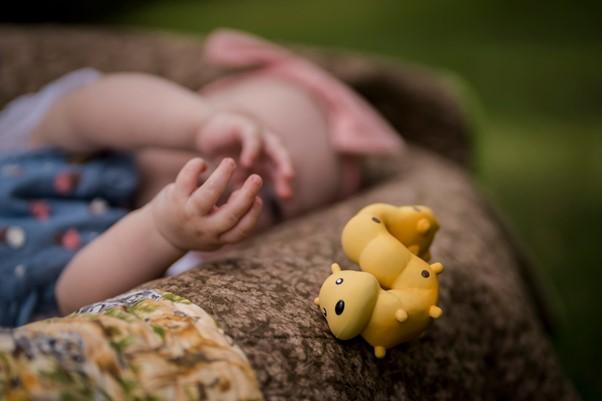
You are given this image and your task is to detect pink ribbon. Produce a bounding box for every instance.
[203,29,404,156]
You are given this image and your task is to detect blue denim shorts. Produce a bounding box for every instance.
[0,148,137,327]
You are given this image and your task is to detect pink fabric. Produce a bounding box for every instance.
[203,29,404,156]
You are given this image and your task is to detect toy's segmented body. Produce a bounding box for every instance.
[315,203,444,358]
[362,288,436,355]
[342,203,439,268]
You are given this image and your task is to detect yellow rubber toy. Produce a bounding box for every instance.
[342,203,439,266]
[315,203,444,358]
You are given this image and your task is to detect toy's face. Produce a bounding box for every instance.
[316,269,380,340]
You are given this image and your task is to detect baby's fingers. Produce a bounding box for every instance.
[175,158,208,197]
[264,132,295,199]
[219,197,263,244]
[238,123,262,168]
[188,158,236,214]
[209,174,263,232]
[265,132,294,178]
[204,111,262,168]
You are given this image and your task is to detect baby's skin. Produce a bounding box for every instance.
[18,28,405,320]
[29,72,325,314]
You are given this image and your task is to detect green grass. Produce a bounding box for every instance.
[103,1,602,398]
[478,115,602,399]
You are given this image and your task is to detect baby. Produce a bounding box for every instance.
[0,29,403,326]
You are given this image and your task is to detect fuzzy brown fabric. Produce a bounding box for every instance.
[0,25,577,400]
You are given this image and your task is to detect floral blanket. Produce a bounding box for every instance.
[0,289,262,401]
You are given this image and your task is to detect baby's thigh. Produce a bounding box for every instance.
[204,77,340,216]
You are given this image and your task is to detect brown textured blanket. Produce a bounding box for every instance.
[0,25,578,401]
[147,147,577,401]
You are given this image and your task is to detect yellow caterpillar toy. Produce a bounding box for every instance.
[314,203,444,358]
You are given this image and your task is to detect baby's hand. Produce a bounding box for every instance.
[196,110,295,200]
[151,157,263,251]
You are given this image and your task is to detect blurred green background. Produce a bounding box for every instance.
[9,0,602,398]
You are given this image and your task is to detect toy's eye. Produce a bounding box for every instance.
[335,300,345,315]
[335,278,344,285]
[322,307,327,317]
[421,270,430,278]
[371,217,381,223]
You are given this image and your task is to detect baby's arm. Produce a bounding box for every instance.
[55,157,263,314]
[31,73,210,153]
[31,72,294,199]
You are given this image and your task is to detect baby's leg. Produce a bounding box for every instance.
[31,73,212,153]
